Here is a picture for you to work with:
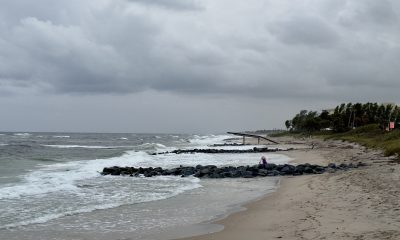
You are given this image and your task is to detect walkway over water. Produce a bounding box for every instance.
[227,132,280,144]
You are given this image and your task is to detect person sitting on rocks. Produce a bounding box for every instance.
[260,156,267,168]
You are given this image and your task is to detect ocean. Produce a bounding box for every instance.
[0,132,289,240]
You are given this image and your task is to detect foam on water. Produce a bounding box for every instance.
[43,145,121,149]
[0,148,202,228]
[13,133,31,137]
[138,142,177,153]
[53,135,70,138]
[0,175,201,229]
[0,133,289,231]
[0,150,147,199]
[188,134,232,148]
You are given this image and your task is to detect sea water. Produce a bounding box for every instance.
[0,132,289,240]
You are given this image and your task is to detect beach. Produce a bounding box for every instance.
[180,137,400,240]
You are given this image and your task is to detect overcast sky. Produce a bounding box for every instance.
[1,0,399,133]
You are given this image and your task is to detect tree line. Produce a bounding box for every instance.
[285,103,400,133]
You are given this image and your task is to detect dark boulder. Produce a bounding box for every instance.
[328,163,337,169]
[258,169,269,176]
[280,165,295,175]
[241,171,255,178]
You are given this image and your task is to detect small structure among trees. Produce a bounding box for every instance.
[285,103,400,133]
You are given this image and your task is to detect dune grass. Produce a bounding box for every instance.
[324,124,400,158]
[271,124,400,159]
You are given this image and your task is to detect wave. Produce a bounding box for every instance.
[0,134,289,229]
[187,134,232,148]
[13,133,31,137]
[0,150,165,200]
[30,158,62,163]
[0,143,8,146]
[43,145,119,149]
[0,176,201,229]
[0,147,289,200]
[53,135,70,138]
[0,203,120,229]
[137,142,177,152]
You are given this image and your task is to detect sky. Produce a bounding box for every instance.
[0,0,400,133]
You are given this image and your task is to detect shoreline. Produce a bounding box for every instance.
[151,178,281,240]
[176,137,400,240]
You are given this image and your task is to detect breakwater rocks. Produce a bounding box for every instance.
[101,162,366,178]
[210,143,250,147]
[151,147,292,155]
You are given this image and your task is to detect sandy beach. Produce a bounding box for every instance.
[179,137,400,240]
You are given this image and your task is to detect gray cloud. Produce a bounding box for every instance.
[0,0,399,109]
[338,0,399,28]
[269,16,339,47]
[1,0,400,133]
[127,0,203,10]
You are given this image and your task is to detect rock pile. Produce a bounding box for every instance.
[101,162,366,178]
[151,147,292,155]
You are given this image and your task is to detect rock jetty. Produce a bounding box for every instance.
[101,162,366,178]
[151,147,292,155]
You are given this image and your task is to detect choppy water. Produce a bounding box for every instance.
[0,132,289,240]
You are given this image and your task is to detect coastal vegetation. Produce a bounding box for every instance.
[278,103,400,159]
[285,102,400,133]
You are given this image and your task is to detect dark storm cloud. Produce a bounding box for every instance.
[270,16,339,47]
[0,0,400,101]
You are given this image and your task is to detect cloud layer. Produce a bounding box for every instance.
[1,0,400,101]
[1,0,400,133]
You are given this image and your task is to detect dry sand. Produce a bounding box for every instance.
[179,137,400,240]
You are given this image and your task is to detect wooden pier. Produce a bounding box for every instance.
[227,132,280,144]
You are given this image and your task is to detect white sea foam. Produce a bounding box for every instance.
[0,175,201,229]
[43,145,117,149]
[13,133,31,137]
[53,135,70,138]
[0,143,8,146]
[140,143,167,149]
[138,142,177,152]
[188,134,232,148]
[0,134,288,229]
[0,146,288,201]
[0,149,202,229]
[119,137,128,140]
[0,204,119,229]
[0,149,199,200]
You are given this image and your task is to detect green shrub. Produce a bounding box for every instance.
[383,142,400,157]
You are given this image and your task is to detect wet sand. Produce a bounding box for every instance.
[179,137,400,240]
